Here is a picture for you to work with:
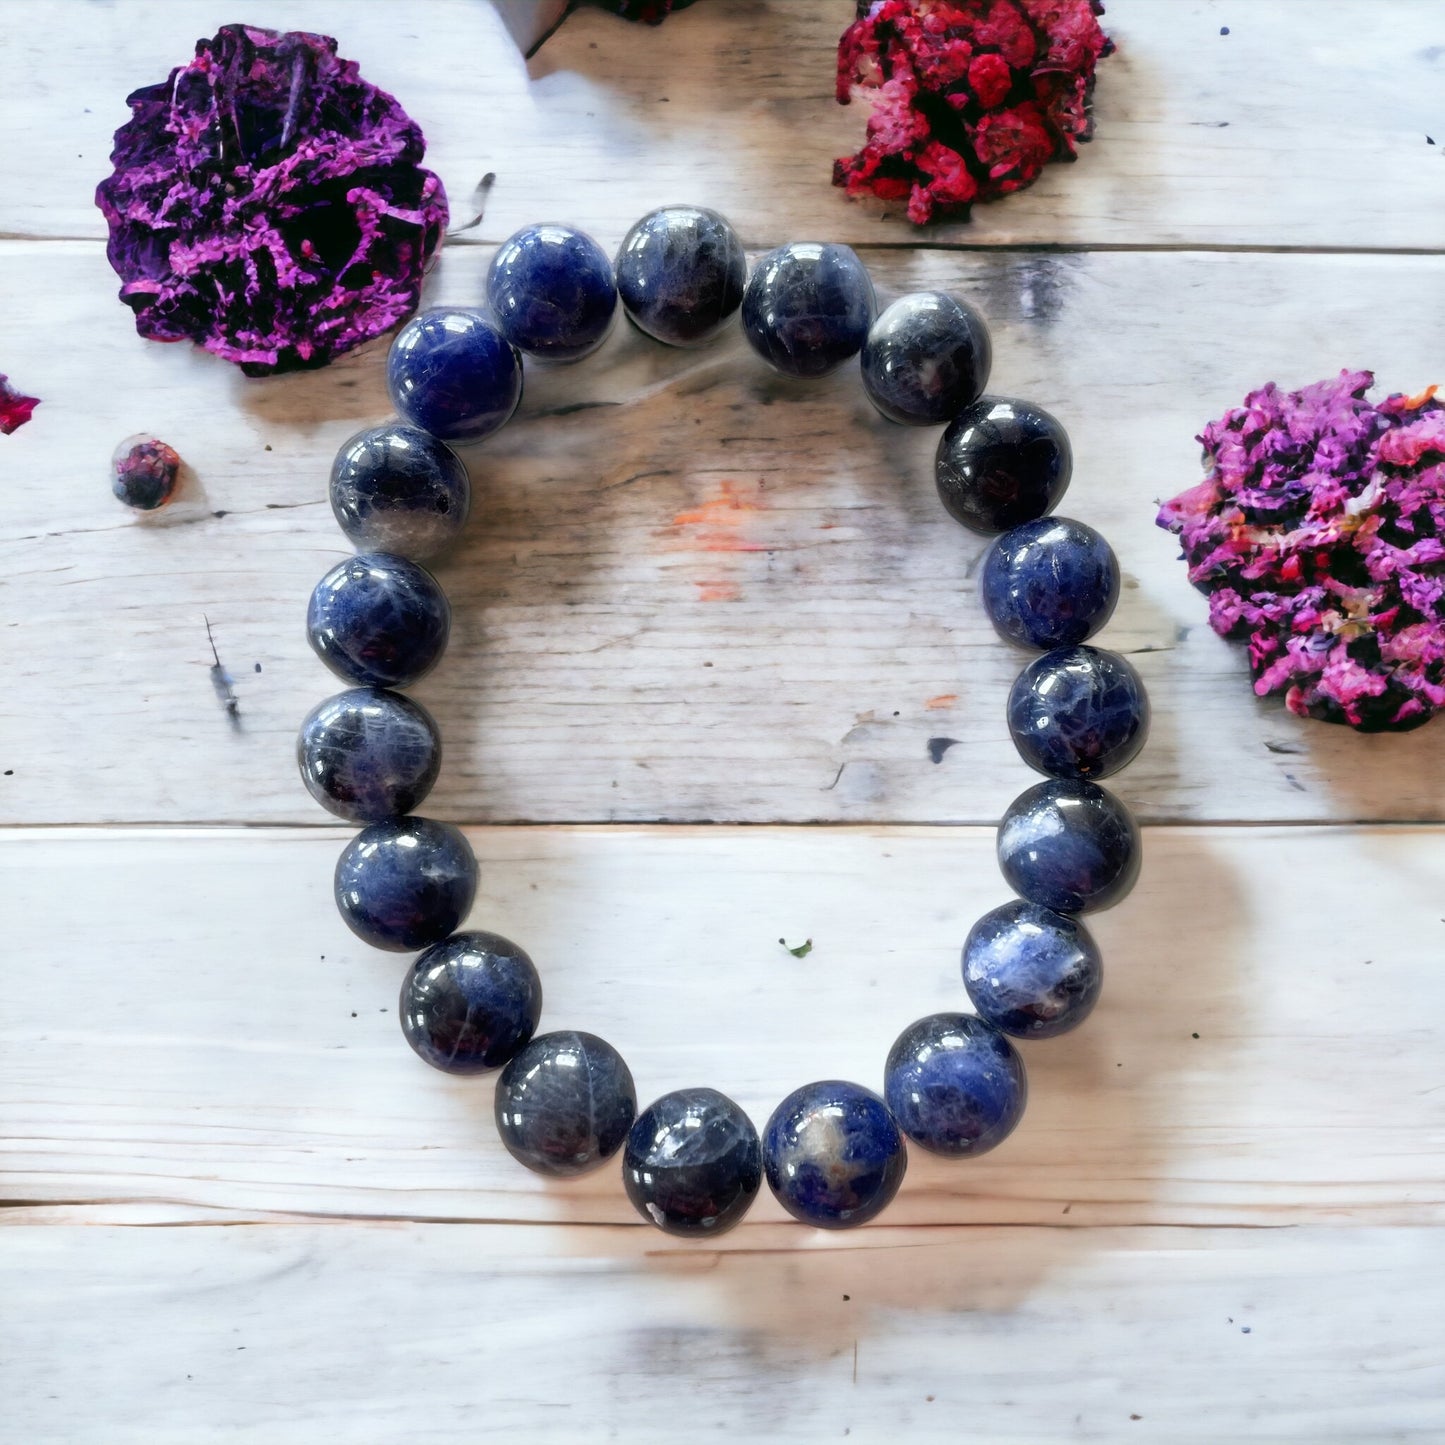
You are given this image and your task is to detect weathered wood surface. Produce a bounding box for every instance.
[3,2,1444,1440]
[3,825,1440,1227]
[3,1222,1441,1443]
[2,0,1442,251]
[3,242,1444,826]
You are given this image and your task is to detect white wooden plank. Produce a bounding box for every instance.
[2,824,1441,1226]
[3,244,1444,825]
[3,0,1442,250]
[1,1221,1440,1442]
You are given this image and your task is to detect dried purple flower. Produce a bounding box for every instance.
[1158,371,1445,732]
[582,0,700,20]
[0,374,39,434]
[95,24,448,377]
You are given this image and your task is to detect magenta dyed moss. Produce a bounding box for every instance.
[95,24,448,377]
[0,374,39,435]
[1158,371,1445,732]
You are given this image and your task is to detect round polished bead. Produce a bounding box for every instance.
[884,1013,1027,1157]
[981,516,1120,649]
[329,424,470,560]
[486,223,618,362]
[623,1087,762,1236]
[860,291,992,426]
[614,206,747,348]
[297,687,441,823]
[741,242,876,379]
[762,1080,906,1229]
[399,930,542,1074]
[935,396,1072,534]
[306,553,450,689]
[1007,645,1150,781]
[333,817,477,952]
[494,1030,637,1177]
[962,900,1103,1039]
[387,308,522,442]
[998,779,1141,914]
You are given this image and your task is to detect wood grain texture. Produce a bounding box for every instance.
[3,242,1444,826]
[2,0,1442,250]
[3,1222,1441,1443]
[3,825,1441,1227]
[3,3,1444,1439]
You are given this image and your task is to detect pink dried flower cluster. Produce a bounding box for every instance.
[834,0,1113,225]
[1158,370,1445,732]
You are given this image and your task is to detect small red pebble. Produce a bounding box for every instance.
[835,0,1114,225]
[112,434,182,511]
[0,374,39,434]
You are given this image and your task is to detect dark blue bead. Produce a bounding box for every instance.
[962,901,1103,1039]
[935,396,1072,534]
[399,930,542,1074]
[329,424,470,560]
[998,779,1141,914]
[762,1080,906,1229]
[494,1031,637,1176]
[1007,646,1150,780]
[623,1088,762,1236]
[486,224,617,362]
[614,206,747,348]
[860,291,992,426]
[741,243,876,379]
[981,516,1120,649]
[884,1013,1027,1157]
[297,687,441,823]
[306,553,450,689]
[387,308,522,442]
[334,817,477,952]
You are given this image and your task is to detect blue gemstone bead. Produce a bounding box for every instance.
[494,1030,637,1176]
[762,1080,906,1229]
[297,687,441,823]
[998,779,1141,914]
[387,308,522,442]
[962,900,1103,1039]
[935,396,1072,534]
[486,223,618,362]
[329,424,470,561]
[334,816,477,952]
[860,291,992,426]
[306,553,450,690]
[623,1087,762,1236]
[614,206,747,348]
[399,930,542,1075]
[1007,645,1150,781]
[741,243,876,379]
[884,1013,1027,1157]
[981,516,1120,650]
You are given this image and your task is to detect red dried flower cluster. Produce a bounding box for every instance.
[1158,371,1445,733]
[834,0,1113,224]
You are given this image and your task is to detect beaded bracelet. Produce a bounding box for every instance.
[299,207,1148,1234]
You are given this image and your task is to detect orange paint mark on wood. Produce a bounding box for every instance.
[925,693,958,710]
[695,581,741,602]
[666,480,769,552]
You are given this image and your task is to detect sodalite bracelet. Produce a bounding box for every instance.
[300,205,1148,1235]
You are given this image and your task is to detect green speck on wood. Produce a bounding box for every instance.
[778,937,813,958]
